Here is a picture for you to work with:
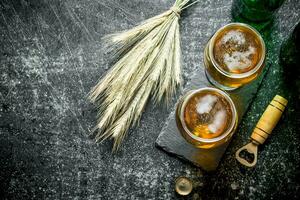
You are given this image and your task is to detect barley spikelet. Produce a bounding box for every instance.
[89,0,199,151]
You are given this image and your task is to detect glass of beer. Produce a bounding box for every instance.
[176,87,238,149]
[204,23,266,90]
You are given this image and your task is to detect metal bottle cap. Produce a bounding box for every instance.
[175,177,193,196]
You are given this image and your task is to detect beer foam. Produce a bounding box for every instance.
[223,46,256,71]
[219,30,257,71]
[196,94,217,114]
[221,30,245,45]
[208,109,226,133]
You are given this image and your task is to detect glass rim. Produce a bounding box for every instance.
[208,22,266,79]
[179,87,238,144]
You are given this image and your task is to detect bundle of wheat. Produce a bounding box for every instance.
[89,0,200,151]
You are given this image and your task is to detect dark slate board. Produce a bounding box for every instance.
[155,66,265,171]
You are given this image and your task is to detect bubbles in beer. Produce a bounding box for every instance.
[183,91,233,139]
[213,28,262,74]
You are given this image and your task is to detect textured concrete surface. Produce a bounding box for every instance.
[0,0,299,199]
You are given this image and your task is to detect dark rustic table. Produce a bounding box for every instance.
[1,0,299,199]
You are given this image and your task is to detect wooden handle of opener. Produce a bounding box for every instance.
[251,95,288,145]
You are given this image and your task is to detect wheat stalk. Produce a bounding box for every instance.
[89,0,200,151]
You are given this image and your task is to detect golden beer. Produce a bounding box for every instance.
[204,23,266,90]
[176,87,238,149]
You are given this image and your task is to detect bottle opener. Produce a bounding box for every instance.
[236,95,288,167]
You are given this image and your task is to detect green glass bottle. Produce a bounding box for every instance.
[280,21,300,89]
[232,0,286,31]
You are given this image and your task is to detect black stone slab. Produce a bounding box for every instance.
[156,67,265,171]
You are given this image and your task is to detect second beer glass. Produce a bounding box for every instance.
[204,23,266,90]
